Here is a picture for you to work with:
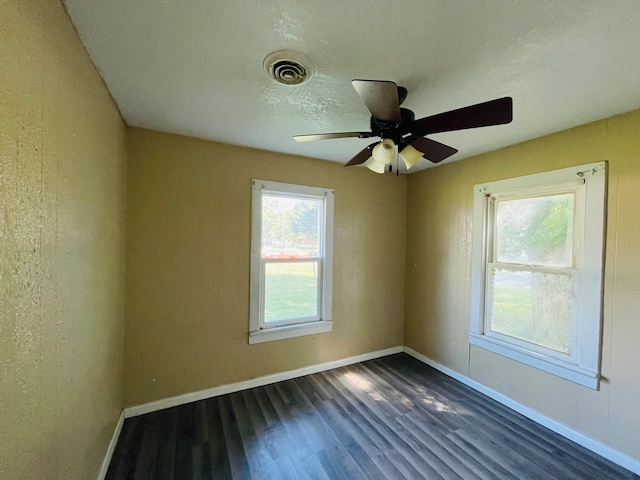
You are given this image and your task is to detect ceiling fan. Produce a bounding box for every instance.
[294,80,513,173]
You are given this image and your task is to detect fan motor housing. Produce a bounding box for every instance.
[370,107,416,142]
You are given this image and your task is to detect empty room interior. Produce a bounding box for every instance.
[3,1,640,479]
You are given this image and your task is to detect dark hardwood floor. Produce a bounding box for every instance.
[106,354,638,479]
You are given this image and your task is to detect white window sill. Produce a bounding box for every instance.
[249,320,333,345]
[468,332,599,389]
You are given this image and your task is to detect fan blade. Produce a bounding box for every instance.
[352,80,402,121]
[294,132,371,142]
[406,137,458,164]
[414,97,513,135]
[344,142,378,167]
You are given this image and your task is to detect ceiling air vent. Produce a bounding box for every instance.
[264,50,314,86]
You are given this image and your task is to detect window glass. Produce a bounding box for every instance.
[489,268,572,353]
[495,193,574,267]
[264,261,319,322]
[261,195,321,258]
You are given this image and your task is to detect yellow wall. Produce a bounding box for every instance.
[4,0,637,472]
[0,1,126,479]
[405,109,640,459]
[124,128,406,406]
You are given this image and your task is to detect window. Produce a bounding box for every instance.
[249,180,334,344]
[469,162,606,388]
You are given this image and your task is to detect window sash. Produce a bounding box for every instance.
[491,193,576,268]
[487,186,582,267]
[258,188,326,328]
[261,191,325,258]
[484,262,578,361]
[483,184,584,360]
[482,185,585,363]
[259,257,323,328]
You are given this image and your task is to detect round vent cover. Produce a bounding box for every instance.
[263,50,314,85]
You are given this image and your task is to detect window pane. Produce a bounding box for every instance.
[495,193,574,267]
[262,195,321,258]
[489,268,571,353]
[264,261,319,322]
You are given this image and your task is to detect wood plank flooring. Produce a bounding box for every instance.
[106,354,638,479]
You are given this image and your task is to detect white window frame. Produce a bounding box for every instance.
[469,162,607,389]
[249,179,334,344]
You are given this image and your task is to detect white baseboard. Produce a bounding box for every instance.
[96,410,124,480]
[403,346,640,476]
[123,346,403,418]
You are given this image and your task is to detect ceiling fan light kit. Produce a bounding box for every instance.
[366,160,387,174]
[399,144,424,170]
[294,79,513,174]
[372,138,396,165]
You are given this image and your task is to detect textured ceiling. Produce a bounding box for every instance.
[63,0,640,172]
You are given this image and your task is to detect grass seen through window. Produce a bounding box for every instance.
[264,262,318,322]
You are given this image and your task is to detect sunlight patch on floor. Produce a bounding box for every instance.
[342,371,372,391]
